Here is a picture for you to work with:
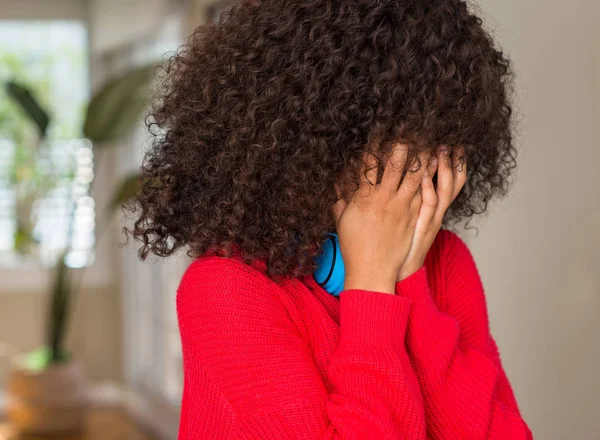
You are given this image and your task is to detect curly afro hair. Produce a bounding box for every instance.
[128,0,516,279]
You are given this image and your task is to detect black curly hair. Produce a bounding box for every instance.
[128,0,516,279]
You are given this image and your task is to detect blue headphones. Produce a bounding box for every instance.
[313,233,345,296]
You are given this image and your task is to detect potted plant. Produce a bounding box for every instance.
[3,64,155,434]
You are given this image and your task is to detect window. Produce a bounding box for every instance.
[0,21,92,269]
[116,11,186,438]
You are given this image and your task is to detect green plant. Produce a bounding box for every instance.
[5,64,155,367]
[1,54,55,256]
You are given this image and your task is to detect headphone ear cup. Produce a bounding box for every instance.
[313,233,345,296]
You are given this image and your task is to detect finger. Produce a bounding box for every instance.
[332,198,347,226]
[451,146,467,202]
[408,190,423,228]
[380,143,409,194]
[434,146,454,220]
[357,151,378,197]
[418,167,438,223]
[332,184,347,225]
[426,154,439,177]
[397,151,431,199]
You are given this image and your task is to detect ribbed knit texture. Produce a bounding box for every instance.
[176,229,533,439]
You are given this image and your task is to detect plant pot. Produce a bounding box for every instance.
[6,358,89,435]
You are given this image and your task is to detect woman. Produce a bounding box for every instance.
[130,0,533,438]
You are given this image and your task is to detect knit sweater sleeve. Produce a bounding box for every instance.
[395,230,533,440]
[176,257,426,440]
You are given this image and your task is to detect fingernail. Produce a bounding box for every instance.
[429,157,438,167]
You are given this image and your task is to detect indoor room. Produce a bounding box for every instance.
[0,0,598,439]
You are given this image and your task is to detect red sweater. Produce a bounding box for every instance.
[176,229,533,439]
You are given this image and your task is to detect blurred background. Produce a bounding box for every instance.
[0,0,597,439]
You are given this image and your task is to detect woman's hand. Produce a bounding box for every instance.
[396,147,467,281]
[333,143,431,295]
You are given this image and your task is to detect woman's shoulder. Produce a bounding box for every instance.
[179,255,273,294]
[176,255,283,310]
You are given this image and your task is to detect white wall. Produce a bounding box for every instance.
[465,1,600,438]
[0,0,86,20]
[89,0,170,53]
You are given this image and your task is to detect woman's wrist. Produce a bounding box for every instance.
[397,260,425,282]
[344,271,397,295]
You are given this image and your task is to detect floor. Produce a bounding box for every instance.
[0,408,157,440]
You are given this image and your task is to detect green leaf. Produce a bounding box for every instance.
[83,64,158,144]
[22,347,69,371]
[108,173,142,213]
[5,81,51,138]
[14,221,36,255]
